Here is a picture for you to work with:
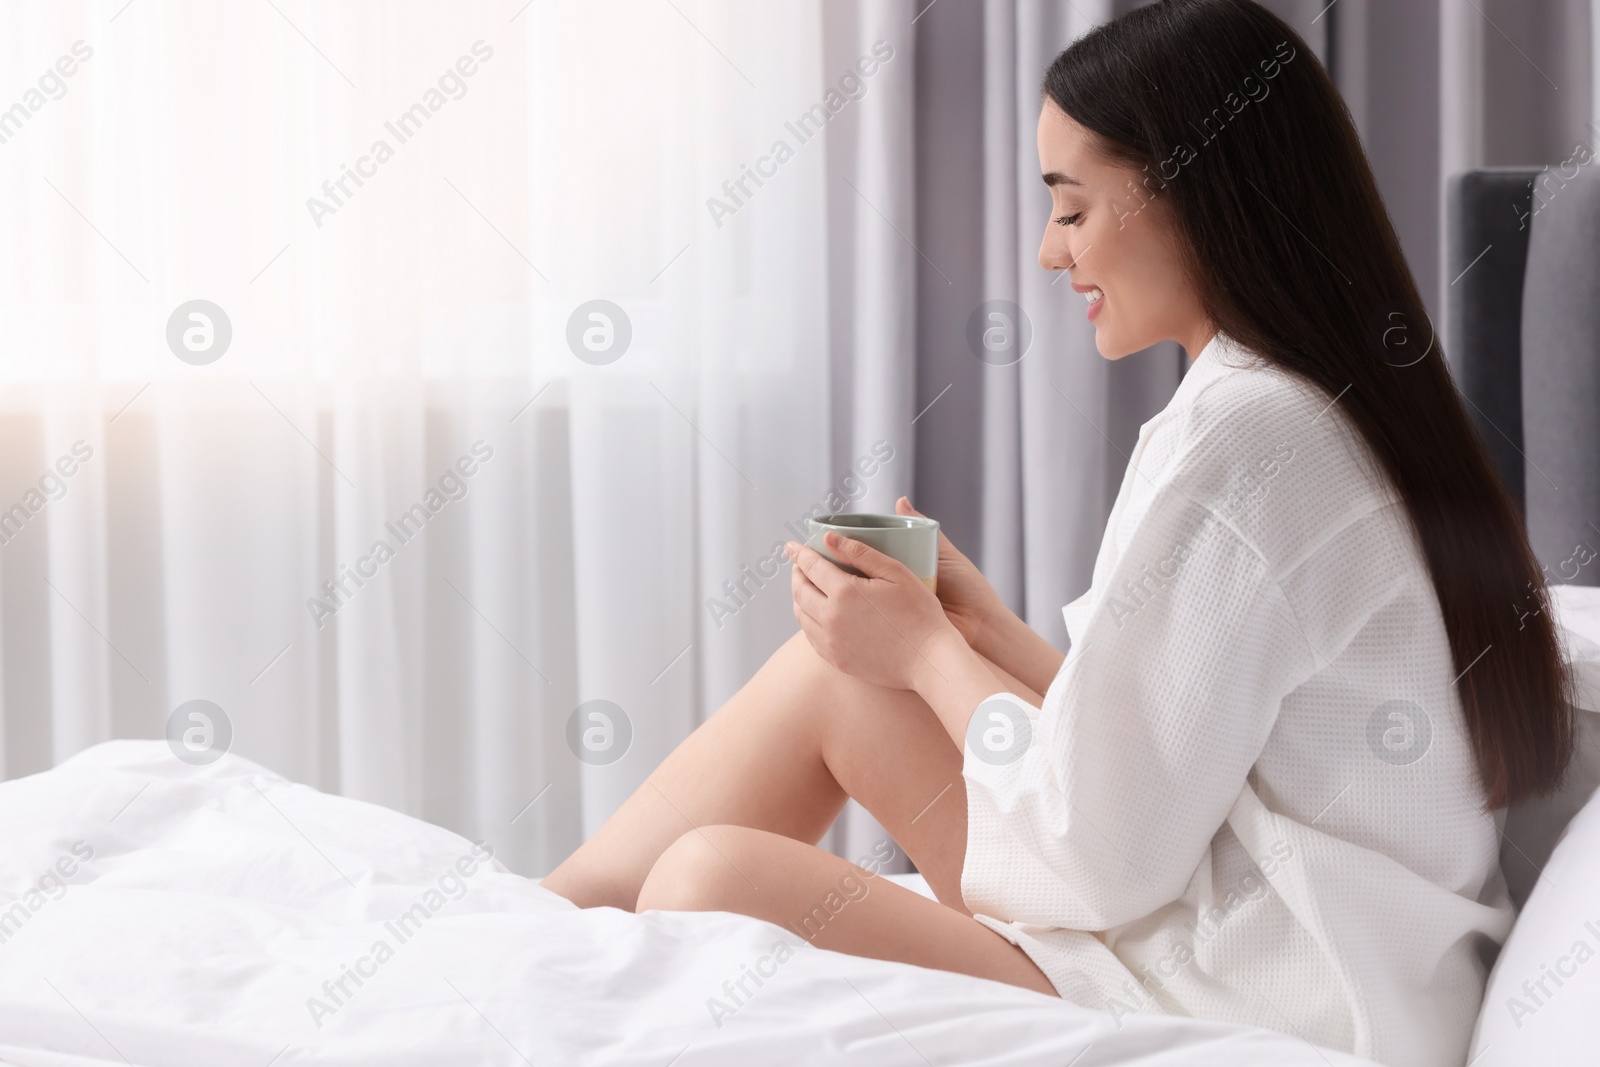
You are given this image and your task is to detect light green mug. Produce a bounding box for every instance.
[806,513,939,592]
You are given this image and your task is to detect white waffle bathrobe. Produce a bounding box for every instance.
[961,330,1512,1067]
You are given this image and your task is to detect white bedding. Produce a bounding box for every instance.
[0,741,1376,1066]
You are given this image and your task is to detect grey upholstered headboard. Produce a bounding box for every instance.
[1447,168,1600,586]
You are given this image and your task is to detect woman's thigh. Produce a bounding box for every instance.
[636,823,1057,997]
[805,631,1043,912]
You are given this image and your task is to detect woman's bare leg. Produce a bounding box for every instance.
[636,823,1057,996]
[541,630,1043,913]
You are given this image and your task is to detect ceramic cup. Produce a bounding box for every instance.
[806,513,939,593]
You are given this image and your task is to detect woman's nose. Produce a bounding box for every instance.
[1039,232,1074,273]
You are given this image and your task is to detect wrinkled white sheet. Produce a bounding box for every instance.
[0,741,1375,1066]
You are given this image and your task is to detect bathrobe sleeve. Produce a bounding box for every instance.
[959,474,1322,930]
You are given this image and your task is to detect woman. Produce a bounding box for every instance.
[545,1,1576,1063]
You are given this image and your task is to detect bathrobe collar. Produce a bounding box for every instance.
[1168,328,1259,412]
[1137,328,1258,439]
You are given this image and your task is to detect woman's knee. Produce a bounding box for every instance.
[749,632,868,745]
[770,630,921,738]
[636,825,763,914]
[768,630,844,693]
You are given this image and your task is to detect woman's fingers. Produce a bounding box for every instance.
[821,531,909,582]
[792,598,826,646]
[791,555,829,617]
[786,541,850,597]
[789,544,841,629]
[789,574,833,656]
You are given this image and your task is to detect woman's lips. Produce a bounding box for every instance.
[1086,288,1104,321]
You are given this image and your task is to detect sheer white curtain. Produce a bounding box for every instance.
[0,0,923,874]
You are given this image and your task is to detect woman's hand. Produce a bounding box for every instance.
[785,531,960,692]
[894,496,1008,654]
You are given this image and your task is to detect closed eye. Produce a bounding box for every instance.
[1054,212,1082,226]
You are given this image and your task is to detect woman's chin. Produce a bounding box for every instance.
[1093,329,1136,361]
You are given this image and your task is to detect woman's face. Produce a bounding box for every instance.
[1036,100,1212,360]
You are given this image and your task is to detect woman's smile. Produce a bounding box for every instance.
[1072,280,1106,321]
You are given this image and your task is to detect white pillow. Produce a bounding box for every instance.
[1470,779,1600,1064]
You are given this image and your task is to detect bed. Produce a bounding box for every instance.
[0,738,1389,1067]
[0,582,1592,1067]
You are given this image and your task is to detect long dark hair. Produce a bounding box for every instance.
[1042,0,1574,808]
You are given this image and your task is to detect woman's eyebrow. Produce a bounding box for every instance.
[1042,171,1083,187]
